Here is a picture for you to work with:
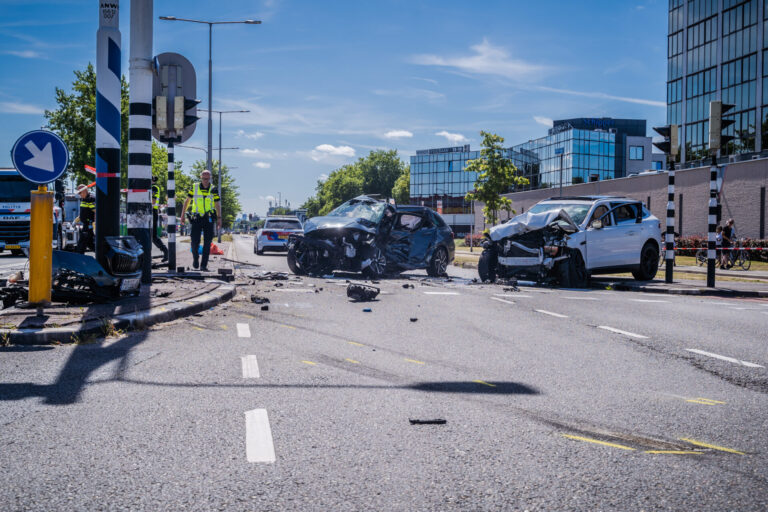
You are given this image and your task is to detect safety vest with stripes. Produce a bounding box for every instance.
[189,182,218,215]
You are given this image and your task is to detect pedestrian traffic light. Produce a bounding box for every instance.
[154,95,168,131]
[173,97,201,131]
[709,100,736,151]
[652,124,678,156]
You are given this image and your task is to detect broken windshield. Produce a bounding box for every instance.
[327,200,387,223]
[527,202,591,225]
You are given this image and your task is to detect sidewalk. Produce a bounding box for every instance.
[0,239,238,345]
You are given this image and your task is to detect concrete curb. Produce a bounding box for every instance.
[5,281,237,345]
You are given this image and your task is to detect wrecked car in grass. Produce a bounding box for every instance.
[287,195,455,278]
[478,196,661,287]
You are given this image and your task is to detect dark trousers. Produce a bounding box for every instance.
[190,216,214,268]
[76,225,94,254]
[152,209,168,256]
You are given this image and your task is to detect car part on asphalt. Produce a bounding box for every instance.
[260,305,269,311]
[362,308,372,312]
[250,295,270,304]
[287,195,455,279]
[408,418,447,425]
[410,317,418,322]
[346,283,380,302]
[0,285,27,309]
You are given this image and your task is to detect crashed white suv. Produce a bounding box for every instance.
[478,196,661,287]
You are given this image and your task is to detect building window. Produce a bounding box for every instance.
[629,146,644,160]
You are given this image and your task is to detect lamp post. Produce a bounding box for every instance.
[158,16,260,187]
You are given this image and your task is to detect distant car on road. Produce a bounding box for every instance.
[479,196,662,287]
[254,216,304,254]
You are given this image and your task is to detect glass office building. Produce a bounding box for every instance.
[667,0,768,164]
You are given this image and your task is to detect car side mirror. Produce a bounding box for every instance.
[590,219,603,230]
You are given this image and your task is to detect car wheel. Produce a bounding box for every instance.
[427,246,449,277]
[478,249,497,283]
[362,246,387,279]
[632,242,659,281]
[559,249,588,288]
[286,244,306,275]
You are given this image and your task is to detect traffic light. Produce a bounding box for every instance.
[173,97,200,131]
[709,100,735,151]
[154,96,168,131]
[653,124,678,156]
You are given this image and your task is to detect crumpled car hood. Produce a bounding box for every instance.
[303,215,377,235]
[489,209,580,241]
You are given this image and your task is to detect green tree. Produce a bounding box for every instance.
[465,131,529,226]
[391,165,410,204]
[189,159,241,228]
[44,63,129,185]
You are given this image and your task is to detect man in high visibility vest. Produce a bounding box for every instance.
[151,176,169,262]
[180,169,221,271]
[75,184,95,254]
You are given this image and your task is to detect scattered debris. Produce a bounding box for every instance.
[250,295,271,304]
[409,418,447,425]
[261,305,269,311]
[274,283,284,288]
[7,271,24,284]
[251,271,291,281]
[362,308,372,313]
[347,283,380,302]
[402,284,415,289]
[220,257,261,267]
[410,318,418,322]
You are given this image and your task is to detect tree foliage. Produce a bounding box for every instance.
[151,141,189,204]
[464,131,529,226]
[301,149,408,217]
[189,159,242,228]
[44,63,129,186]
[392,165,410,204]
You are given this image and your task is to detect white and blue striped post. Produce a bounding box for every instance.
[95,0,122,269]
[665,160,675,283]
[128,0,153,283]
[707,160,718,287]
[167,141,176,270]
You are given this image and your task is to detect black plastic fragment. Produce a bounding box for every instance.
[250,295,270,304]
[410,318,418,322]
[347,283,380,302]
[261,305,269,311]
[362,308,372,312]
[409,418,447,425]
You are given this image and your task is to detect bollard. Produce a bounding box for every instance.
[665,160,675,283]
[707,161,718,287]
[29,185,53,305]
[167,141,176,271]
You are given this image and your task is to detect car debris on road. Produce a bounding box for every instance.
[347,283,380,302]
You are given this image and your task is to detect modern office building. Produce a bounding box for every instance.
[409,118,655,235]
[667,0,768,165]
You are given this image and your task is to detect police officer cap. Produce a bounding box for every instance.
[76,184,89,194]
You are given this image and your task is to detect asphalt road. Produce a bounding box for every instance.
[1,234,767,511]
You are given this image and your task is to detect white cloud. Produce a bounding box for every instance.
[0,102,45,114]
[263,195,276,203]
[536,86,666,107]
[373,88,445,102]
[240,148,261,156]
[318,173,329,182]
[310,144,355,161]
[384,130,413,139]
[237,129,264,140]
[411,39,547,81]
[4,50,42,59]
[435,131,467,144]
[253,162,271,169]
[534,116,553,128]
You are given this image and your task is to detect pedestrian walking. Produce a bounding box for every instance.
[180,169,221,272]
[151,176,169,262]
[75,184,95,254]
[722,218,734,268]
[716,225,724,267]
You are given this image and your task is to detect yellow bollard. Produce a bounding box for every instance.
[28,185,53,305]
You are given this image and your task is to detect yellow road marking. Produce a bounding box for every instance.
[404,358,425,365]
[345,358,360,364]
[219,324,228,330]
[561,434,635,451]
[645,450,701,455]
[192,326,204,331]
[679,438,745,455]
[692,397,726,404]
[473,380,496,387]
[280,324,296,330]
[301,360,317,366]
[243,314,255,319]
[157,307,167,312]
[686,399,719,405]
[347,341,365,347]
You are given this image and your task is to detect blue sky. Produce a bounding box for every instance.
[0,0,668,216]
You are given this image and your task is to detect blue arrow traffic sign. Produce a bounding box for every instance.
[10,130,69,184]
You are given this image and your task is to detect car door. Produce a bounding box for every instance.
[610,202,645,265]
[408,213,437,267]
[584,203,617,269]
[386,212,434,268]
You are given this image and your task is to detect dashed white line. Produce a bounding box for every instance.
[494,293,531,298]
[535,309,568,318]
[245,409,276,463]
[685,349,764,368]
[490,297,515,305]
[597,326,649,339]
[237,323,251,338]
[241,355,261,378]
[630,299,670,303]
[563,296,599,301]
[706,301,737,306]
[423,291,460,295]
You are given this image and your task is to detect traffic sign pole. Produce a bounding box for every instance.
[28,185,53,305]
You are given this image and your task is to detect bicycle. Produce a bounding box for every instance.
[729,239,751,271]
[695,244,721,267]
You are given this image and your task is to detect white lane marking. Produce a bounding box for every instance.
[490,297,515,305]
[241,355,261,378]
[729,307,764,311]
[495,293,531,298]
[423,291,460,295]
[685,349,764,368]
[597,326,649,339]
[563,296,599,301]
[630,299,670,303]
[535,309,568,318]
[245,409,276,463]
[524,289,552,293]
[706,301,737,306]
[237,323,251,338]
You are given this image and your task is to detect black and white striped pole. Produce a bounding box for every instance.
[95,0,122,270]
[128,0,153,283]
[653,124,678,283]
[708,100,735,288]
[167,141,176,270]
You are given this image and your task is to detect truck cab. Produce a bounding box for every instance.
[0,168,58,256]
